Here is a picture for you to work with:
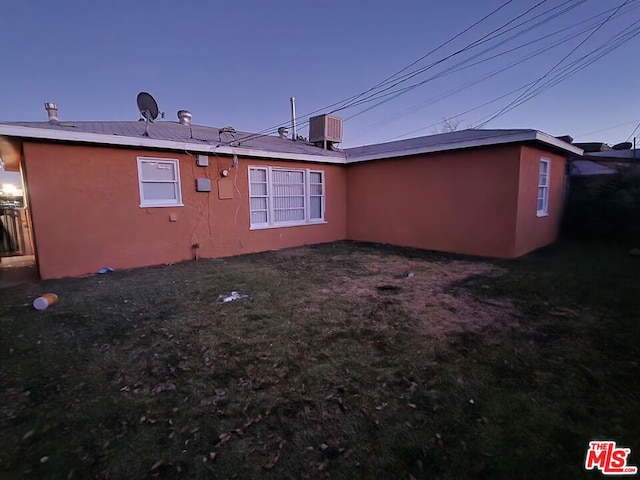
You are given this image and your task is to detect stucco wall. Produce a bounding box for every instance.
[23,142,347,279]
[513,145,567,257]
[346,145,522,258]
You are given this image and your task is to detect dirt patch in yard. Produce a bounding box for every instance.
[314,252,520,340]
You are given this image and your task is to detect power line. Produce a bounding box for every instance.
[279,0,587,141]
[477,0,634,127]
[474,18,640,126]
[346,1,640,140]
[625,120,640,142]
[575,119,640,138]
[326,0,517,114]
[328,0,562,116]
[380,82,539,142]
[345,2,635,141]
[382,17,640,143]
[236,0,558,144]
[241,0,637,146]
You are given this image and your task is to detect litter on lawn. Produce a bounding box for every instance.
[218,291,248,303]
[32,293,58,310]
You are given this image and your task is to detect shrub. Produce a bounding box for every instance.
[563,165,640,243]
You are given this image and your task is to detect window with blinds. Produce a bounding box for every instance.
[137,157,183,207]
[537,158,550,217]
[248,167,325,228]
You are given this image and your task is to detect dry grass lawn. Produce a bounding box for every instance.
[0,241,638,479]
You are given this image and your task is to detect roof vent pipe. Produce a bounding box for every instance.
[177,110,192,126]
[44,102,59,123]
[290,97,297,141]
[277,127,289,139]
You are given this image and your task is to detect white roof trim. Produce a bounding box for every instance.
[0,124,346,164]
[0,124,583,164]
[345,131,582,163]
[534,131,583,156]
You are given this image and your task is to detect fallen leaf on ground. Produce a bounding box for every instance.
[151,382,177,395]
[216,432,232,446]
[263,452,281,470]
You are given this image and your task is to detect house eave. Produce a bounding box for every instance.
[0,124,347,165]
[345,131,583,163]
[0,124,583,165]
[534,131,583,156]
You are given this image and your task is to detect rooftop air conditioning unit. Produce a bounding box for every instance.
[309,114,343,144]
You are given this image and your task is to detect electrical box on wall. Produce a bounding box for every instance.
[196,178,211,192]
[197,154,209,167]
[218,179,233,199]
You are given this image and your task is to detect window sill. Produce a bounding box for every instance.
[536,212,549,218]
[250,221,327,231]
[140,203,184,208]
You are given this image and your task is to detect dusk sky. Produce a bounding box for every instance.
[1,0,639,174]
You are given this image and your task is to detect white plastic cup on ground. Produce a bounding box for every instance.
[33,293,58,311]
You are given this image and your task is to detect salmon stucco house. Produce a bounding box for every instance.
[0,107,582,279]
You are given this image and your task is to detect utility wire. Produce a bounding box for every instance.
[474,19,640,126]
[326,0,517,113]
[477,0,634,127]
[239,0,588,145]
[575,119,640,138]
[625,120,640,142]
[380,82,540,142]
[327,0,560,116]
[345,2,639,140]
[346,4,631,139]
[255,0,593,143]
[384,19,640,142]
[235,0,555,144]
[240,0,632,145]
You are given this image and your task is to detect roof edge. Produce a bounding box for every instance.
[534,131,583,156]
[345,130,583,163]
[0,124,347,165]
[0,124,583,164]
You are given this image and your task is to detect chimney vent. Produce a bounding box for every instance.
[44,102,59,123]
[277,127,289,139]
[177,110,192,126]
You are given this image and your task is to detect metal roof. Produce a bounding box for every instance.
[0,122,582,163]
[1,120,344,160]
[343,128,582,162]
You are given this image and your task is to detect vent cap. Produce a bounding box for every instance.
[177,110,192,126]
[44,102,59,123]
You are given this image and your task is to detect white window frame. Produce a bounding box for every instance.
[137,157,183,208]
[537,158,550,217]
[248,166,325,229]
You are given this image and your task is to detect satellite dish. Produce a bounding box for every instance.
[137,92,159,121]
[137,92,159,136]
[612,142,632,150]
